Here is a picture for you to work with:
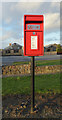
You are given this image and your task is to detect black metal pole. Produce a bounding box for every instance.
[31,56,35,113]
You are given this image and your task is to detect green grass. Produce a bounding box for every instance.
[36,59,61,66]
[12,61,29,65]
[13,59,62,66]
[2,73,61,96]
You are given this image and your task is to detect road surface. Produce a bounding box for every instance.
[0,55,62,66]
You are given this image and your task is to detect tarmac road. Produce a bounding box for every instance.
[0,55,62,66]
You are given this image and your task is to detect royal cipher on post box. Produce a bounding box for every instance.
[24,15,44,56]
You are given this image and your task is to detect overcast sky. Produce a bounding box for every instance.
[0,1,61,49]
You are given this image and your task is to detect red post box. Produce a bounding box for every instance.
[24,15,44,56]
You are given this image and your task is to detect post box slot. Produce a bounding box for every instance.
[25,21,43,30]
[25,22,43,31]
[25,21,43,23]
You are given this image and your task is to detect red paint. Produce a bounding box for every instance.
[24,15,44,56]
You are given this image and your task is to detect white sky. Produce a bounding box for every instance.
[0,1,61,49]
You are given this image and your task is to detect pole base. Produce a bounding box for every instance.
[31,107,34,113]
[31,107,38,114]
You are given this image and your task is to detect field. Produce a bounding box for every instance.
[2,73,61,96]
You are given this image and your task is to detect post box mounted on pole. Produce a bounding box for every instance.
[24,15,44,56]
[24,15,44,113]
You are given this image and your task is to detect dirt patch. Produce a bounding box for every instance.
[2,93,62,119]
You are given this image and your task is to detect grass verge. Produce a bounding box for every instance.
[13,59,62,66]
[2,73,61,96]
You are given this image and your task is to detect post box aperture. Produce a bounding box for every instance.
[24,15,44,56]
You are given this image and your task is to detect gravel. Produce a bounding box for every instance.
[2,93,62,119]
